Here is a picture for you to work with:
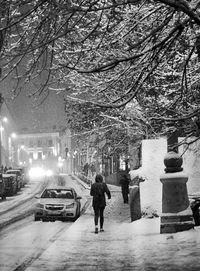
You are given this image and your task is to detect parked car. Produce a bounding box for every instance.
[34,186,82,222]
[2,174,18,196]
[6,169,23,189]
[0,174,6,200]
[15,167,29,185]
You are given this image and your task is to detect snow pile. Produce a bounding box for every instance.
[129,167,149,181]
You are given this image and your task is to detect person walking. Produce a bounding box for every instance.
[90,174,111,234]
[119,170,130,203]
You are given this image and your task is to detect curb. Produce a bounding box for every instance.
[70,174,91,190]
[0,208,34,229]
[0,180,48,216]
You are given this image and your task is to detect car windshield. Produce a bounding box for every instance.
[41,189,74,199]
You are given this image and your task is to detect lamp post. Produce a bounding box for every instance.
[0,116,8,167]
[0,125,3,167]
[9,133,17,167]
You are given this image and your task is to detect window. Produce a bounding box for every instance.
[38,151,42,159]
[41,189,74,199]
[37,139,42,147]
[29,140,34,147]
[47,150,53,157]
[48,139,53,147]
[20,141,24,146]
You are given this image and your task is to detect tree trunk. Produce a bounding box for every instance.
[167,130,179,153]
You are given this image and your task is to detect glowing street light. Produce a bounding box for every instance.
[0,116,8,166]
[2,117,8,123]
[11,133,17,139]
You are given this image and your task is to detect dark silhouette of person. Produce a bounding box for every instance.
[119,170,130,203]
[83,163,89,176]
[90,163,96,176]
[191,199,200,226]
[90,174,111,234]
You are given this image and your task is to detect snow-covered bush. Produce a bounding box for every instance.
[141,206,159,218]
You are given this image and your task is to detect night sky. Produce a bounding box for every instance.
[2,79,67,133]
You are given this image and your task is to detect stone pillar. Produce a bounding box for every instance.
[160,151,194,233]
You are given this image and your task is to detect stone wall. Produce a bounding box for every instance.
[139,138,167,215]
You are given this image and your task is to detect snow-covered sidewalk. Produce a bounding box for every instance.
[24,183,200,271]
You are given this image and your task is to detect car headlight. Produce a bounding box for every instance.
[36,203,44,209]
[65,203,75,209]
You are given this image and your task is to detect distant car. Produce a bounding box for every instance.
[15,167,28,185]
[0,175,6,200]
[34,186,82,222]
[6,169,23,189]
[2,174,18,196]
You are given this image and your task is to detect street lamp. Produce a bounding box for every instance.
[11,132,17,139]
[2,117,8,123]
[9,132,17,167]
[0,116,8,167]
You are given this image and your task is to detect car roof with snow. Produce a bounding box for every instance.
[6,169,21,172]
[3,173,17,177]
[44,186,75,191]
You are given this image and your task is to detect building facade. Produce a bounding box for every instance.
[0,99,18,168]
[11,128,72,174]
[13,132,61,172]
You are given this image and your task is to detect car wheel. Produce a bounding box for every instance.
[76,207,80,218]
[72,208,80,222]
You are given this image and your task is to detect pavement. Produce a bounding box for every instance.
[22,179,200,271]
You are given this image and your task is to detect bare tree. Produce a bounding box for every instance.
[1,0,200,143]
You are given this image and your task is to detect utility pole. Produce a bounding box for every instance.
[0,29,4,167]
[0,93,4,167]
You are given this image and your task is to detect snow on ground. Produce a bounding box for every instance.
[23,178,200,271]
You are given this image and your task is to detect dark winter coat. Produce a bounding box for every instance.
[119,172,130,188]
[90,182,111,208]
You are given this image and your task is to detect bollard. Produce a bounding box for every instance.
[160,151,194,233]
